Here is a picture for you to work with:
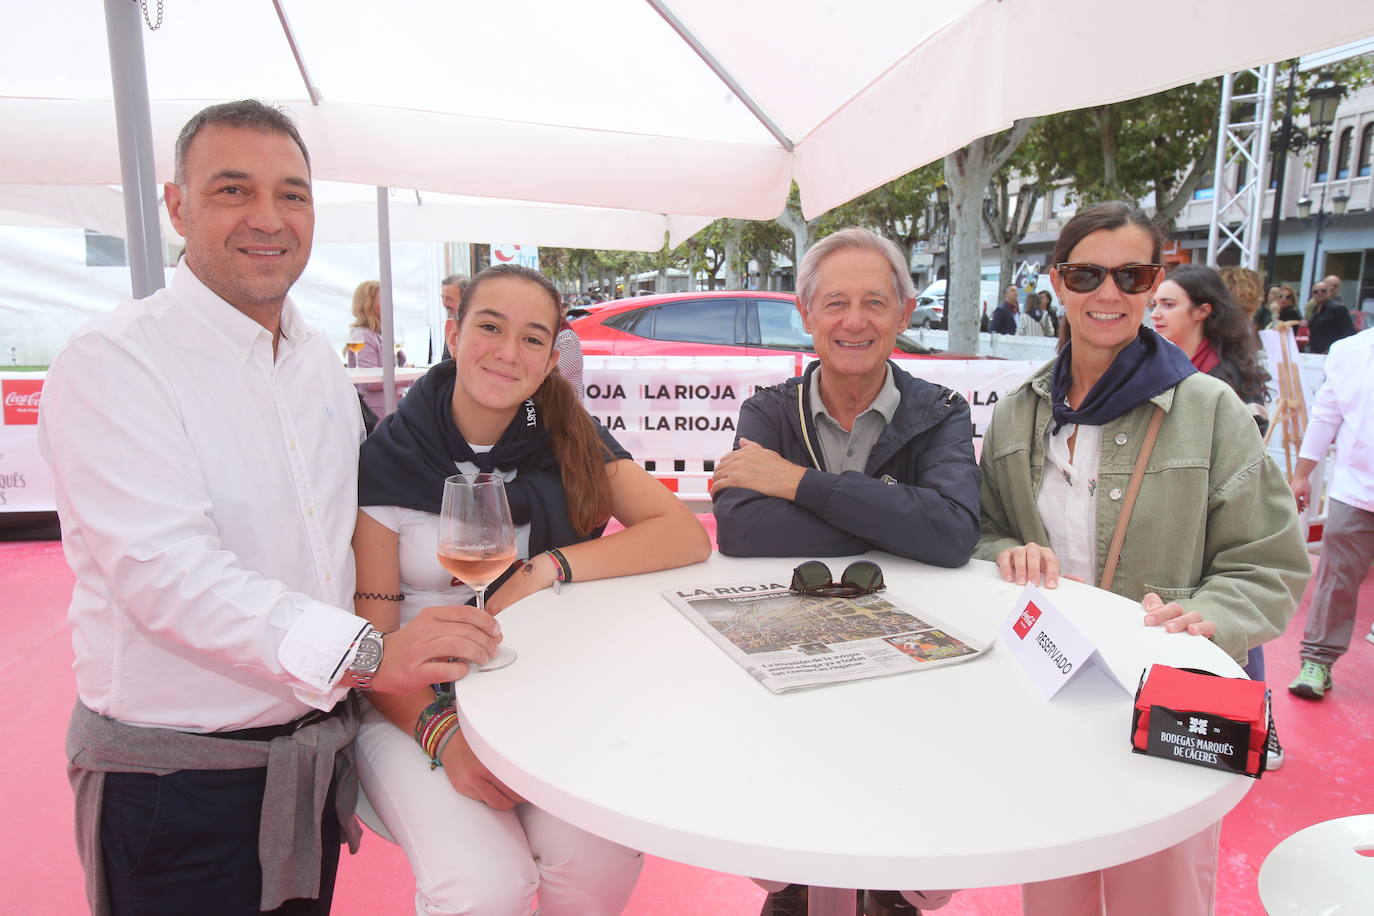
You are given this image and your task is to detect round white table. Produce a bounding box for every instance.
[454,553,1253,911]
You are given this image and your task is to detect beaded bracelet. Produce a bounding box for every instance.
[414,690,459,769]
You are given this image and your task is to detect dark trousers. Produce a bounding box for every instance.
[100,767,341,915]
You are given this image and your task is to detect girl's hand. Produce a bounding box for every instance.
[483,553,558,616]
[441,729,525,810]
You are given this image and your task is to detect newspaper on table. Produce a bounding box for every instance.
[663,576,991,693]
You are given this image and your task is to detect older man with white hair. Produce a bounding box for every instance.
[713,226,980,567]
[712,227,973,913]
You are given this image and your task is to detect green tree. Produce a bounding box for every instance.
[824,163,943,266]
[945,118,1039,353]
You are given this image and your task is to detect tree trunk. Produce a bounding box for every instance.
[725,220,742,289]
[999,245,1016,293]
[944,118,1038,354]
[776,206,817,280]
[1093,105,1122,200]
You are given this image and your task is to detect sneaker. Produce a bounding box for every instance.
[1365,623,1374,646]
[1288,660,1333,699]
[1265,723,1285,770]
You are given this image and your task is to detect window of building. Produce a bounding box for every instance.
[1192,173,1215,201]
[1314,135,1330,183]
[1358,123,1373,178]
[1335,126,1354,180]
[84,230,127,267]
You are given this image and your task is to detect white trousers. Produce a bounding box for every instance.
[1022,822,1221,916]
[355,708,643,916]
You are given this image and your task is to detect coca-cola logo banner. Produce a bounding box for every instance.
[2,379,43,425]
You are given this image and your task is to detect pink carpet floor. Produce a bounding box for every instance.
[3,519,1371,915]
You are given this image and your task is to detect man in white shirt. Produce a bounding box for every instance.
[40,101,501,915]
[1288,327,1374,700]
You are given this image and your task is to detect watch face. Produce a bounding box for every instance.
[352,637,383,672]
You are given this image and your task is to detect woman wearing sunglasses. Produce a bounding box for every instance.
[975,202,1309,915]
[1264,284,1297,324]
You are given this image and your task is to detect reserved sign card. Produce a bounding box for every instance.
[999,586,1127,699]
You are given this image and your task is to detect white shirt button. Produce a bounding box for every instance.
[1115,433,1128,446]
[1109,488,1123,500]
[306,506,315,517]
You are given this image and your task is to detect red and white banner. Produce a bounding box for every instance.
[0,374,53,512]
[2,359,1048,510]
[583,356,1044,496]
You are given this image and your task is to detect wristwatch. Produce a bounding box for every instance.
[342,626,385,691]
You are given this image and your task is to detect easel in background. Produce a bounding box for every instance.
[1262,321,1308,478]
[1261,321,1329,543]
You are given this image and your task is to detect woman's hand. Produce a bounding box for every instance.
[995,541,1061,588]
[1141,592,1216,638]
[440,729,525,810]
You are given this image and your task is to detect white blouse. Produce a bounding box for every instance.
[362,450,533,626]
[1036,423,1102,585]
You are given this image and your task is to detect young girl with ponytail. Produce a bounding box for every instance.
[351,264,710,916]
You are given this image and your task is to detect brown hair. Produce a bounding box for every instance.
[1217,266,1263,319]
[1052,201,1166,351]
[1164,265,1269,403]
[174,99,310,187]
[457,264,612,536]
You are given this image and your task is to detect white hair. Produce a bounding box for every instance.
[795,227,916,310]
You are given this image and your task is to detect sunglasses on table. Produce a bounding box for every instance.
[1055,262,1165,295]
[790,560,885,598]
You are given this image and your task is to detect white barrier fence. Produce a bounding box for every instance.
[583,356,1048,498]
[0,348,1337,512]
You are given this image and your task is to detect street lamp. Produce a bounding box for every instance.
[1297,188,1350,297]
[1264,68,1344,285]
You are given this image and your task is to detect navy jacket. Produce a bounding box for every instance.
[712,361,981,567]
[990,303,1017,335]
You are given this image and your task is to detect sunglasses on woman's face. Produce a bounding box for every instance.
[789,560,885,598]
[1055,263,1165,295]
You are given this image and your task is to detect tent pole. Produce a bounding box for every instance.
[102,0,164,298]
[377,187,397,416]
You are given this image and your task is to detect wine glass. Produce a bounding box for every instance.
[345,327,367,363]
[438,473,518,672]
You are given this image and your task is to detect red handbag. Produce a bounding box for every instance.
[1130,664,1271,777]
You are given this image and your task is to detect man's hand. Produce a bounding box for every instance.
[995,541,1061,588]
[711,438,806,500]
[1291,474,1312,513]
[1141,592,1216,638]
[441,729,525,810]
[369,604,502,695]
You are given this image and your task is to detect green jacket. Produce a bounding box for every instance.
[974,360,1310,664]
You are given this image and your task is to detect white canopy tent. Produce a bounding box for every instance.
[5,0,1374,401]
[7,0,1374,220]
[0,182,714,250]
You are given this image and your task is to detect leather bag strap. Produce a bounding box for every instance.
[1099,406,1165,592]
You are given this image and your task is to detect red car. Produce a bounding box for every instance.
[570,290,962,360]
